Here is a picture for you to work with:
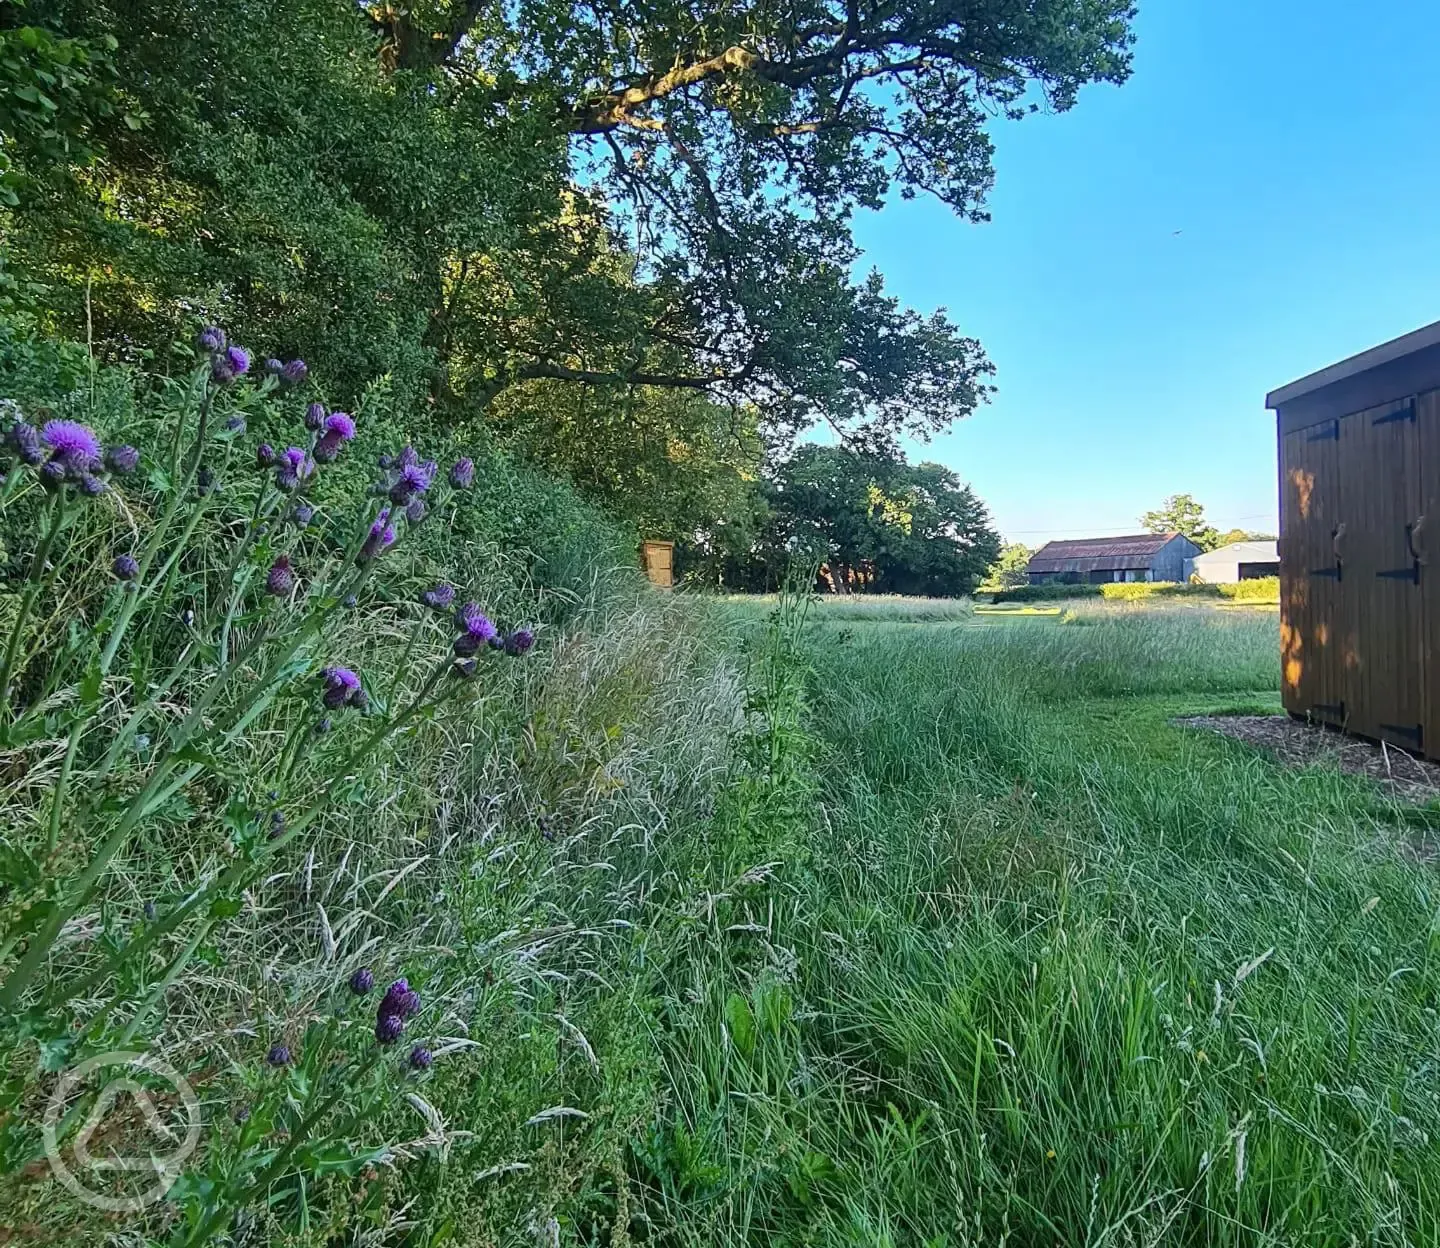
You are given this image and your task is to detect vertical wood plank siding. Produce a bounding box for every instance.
[1278,381,1438,757]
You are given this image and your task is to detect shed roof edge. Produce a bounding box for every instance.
[1266,318,1440,409]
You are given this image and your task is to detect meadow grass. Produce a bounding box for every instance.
[628,600,1440,1246]
[14,583,1439,1246]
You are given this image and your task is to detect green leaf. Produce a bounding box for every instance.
[208,895,243,919]
[723,993,755,1057]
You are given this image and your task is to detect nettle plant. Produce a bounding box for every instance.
[0,331,533,1235]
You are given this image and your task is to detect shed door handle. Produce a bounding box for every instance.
[1332,522,1347,562]
[1413,514,1428,565]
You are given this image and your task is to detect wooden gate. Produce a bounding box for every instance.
[1280,421,1347,725]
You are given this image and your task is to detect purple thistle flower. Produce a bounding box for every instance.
[41,420,102,470]
[504,628,536,656]
[223,415,246,434]
[324,412,356,441]
[375,1014,404,1046]
[256,443,277,468]
[211,358,235,385]
[421,583,455,610]
[266,1044,290,1067]
[197,326,225,352]
[39,460,66,490]
[357,509,396,564]
[7,420,44,466]
[304,402,327,431]
[113,554,139,581]
[275,446,311,492]
[264,357,284,376]
[388,459,435,505]
[349,967,375,996]
[397,446,419,471]
[453,657,479,679]
[377,453,393,470]
[78,473,107,497]
[292,502,314,527]
[349,686,369,712]
[321,666,362,709]
[405,497,426,524]
[104,444,140,474]
[378,978,410,1016]
[453,603,498,656]
[281,359,308,385]
[266,555,295,596]
[226,345,251,376]
[408,1046,433,1071]
[397,989,421,1019]
[449,457,475,489]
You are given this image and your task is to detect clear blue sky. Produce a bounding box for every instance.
[852,0,1440,546]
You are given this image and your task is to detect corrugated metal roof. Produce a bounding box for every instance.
[1027,533,1180,574]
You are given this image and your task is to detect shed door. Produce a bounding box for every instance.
[1338,399,1424,749]
[1280,421,1347,724]
[1418,390,1440,757]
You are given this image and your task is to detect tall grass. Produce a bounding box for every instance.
[627,602,1440,1246]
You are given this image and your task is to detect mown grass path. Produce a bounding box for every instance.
[651,604,1440,1246]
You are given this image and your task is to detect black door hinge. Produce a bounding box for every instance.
[1380,722,1424,748]
[1373,400,1416,426]
[1307,420,1341,442]
[1309,564,1342,581]
[1377,564,1421,583]
[1312,700,1346,719]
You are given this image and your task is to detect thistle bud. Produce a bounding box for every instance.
[104,445,140,474]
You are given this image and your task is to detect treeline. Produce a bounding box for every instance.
[691,444,1001,596]
[0,0,1134,587]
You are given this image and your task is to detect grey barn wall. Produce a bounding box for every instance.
[1150,536,1198,582]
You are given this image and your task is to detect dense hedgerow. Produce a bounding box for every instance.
[991,577,1279,604]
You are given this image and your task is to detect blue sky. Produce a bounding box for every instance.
[852,0,1440,546]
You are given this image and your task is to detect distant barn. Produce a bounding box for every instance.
[1026,533,1201,585]
[1188,539,1280,584]
[1267,318,1440,756]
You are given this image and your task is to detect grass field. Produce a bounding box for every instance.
[17,591,1440,1244]
[639,595,1440,1245]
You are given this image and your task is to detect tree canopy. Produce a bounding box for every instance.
[1141,493,1222,552]
[696,444,999,596]
[2,0,1135,559]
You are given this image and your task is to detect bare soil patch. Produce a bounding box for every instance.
[1176,714,1440,804]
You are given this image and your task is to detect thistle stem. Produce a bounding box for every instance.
[0,490,67,717]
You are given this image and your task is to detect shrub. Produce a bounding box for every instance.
[992,577,1280,605]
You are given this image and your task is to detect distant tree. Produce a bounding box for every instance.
[700,445,998,595]
[1217,527,1277,547]
[981,543,1035,591]
[1141,494,1221,552]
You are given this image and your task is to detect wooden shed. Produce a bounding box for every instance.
[640,539,675,589]
[1266,319,1440,756]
